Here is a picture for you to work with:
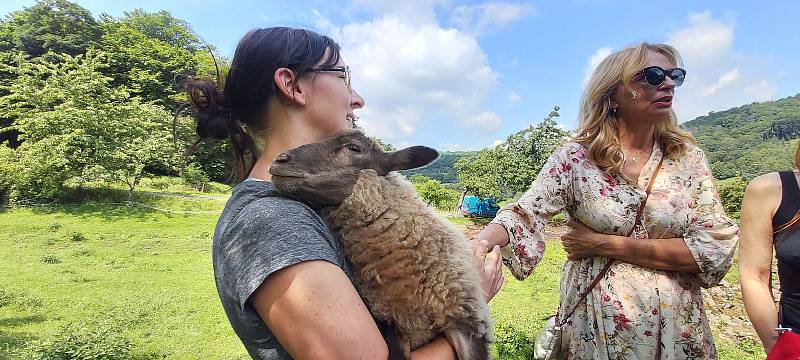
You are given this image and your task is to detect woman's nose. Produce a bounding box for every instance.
[660,76,677,90]
[350,89,365,109]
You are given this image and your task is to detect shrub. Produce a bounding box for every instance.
[0,145,20,205]
[181,163,210,192]
[24,320,134,360]
[717,176,747,220]
[413,176,461,211]
[41,255,61,264]
[70,232,86,242]
[493,322,535,360]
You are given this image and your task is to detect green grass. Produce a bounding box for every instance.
[0,196,762,359]
[0,203,246,359]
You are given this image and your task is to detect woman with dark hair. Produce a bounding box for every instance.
[740,142,800,358]
[186,27,503,359]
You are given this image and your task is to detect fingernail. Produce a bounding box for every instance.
[480,240,489,247]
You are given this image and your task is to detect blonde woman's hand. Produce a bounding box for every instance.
[561,220,612,260]
[470,239,504,302]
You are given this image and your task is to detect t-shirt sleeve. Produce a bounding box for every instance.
[215,198,344,312]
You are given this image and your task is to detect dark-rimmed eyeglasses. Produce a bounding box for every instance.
[305,65,351,92]
[638,66,686,87]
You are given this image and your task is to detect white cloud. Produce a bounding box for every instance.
[582,47,612,86]
[314,11,499,142]
[441,143,463,151]
[667,11,734,66]
[702,68,740,96]
[492,139,504,147]
[460,112,502,133]
[350,0,446,25]
[666,11,779,121]
[451,2,536,35]
[508,90,522,105]
[744,80,778,102]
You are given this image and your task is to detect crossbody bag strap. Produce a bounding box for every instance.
[558,158,664,326]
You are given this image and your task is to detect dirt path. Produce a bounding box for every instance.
[455,221,758,344]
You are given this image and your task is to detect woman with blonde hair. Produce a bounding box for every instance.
[475,43,739,358]
[740,142,800,358]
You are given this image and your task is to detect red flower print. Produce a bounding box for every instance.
[549,167,559,176]
[561,162,571,172]
[602,174,618,187]
[652,308,658,315]
[613,301,623,310]
[681,331,691,340]
[644,330,653,337]
[609,270,615,276]
[514,243,529,258]
[602,294,611,302]
[613,314,633,331]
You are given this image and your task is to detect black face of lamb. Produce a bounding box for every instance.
[269,129,439,208]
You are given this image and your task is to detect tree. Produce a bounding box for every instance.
[0,51,175,201]
[455,106,570,198]
[117,9,202,52]
[409,175,460,211]
[98,20,199,107]
[0,0,101,57]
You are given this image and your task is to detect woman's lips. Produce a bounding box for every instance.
[654,96,673,108]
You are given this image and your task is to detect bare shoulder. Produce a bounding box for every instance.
[746,172,782,196]
[743,172,783,214]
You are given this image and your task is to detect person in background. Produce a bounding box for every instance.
[740,142,800,359]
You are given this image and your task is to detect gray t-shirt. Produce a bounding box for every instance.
[213,179,354,359]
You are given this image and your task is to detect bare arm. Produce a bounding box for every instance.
[739,173,782,352]
[250,260,457,360]
[561,220,699,272]
[476,223,510,250]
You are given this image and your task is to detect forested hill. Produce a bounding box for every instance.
[684,94,800,180]
[401,151,476,184]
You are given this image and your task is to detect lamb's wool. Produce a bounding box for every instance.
[325,169,494,351]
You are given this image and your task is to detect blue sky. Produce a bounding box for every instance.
[3,0,799,151]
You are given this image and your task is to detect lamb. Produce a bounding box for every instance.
[269,129,494,360]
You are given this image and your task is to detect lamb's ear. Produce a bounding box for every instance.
[379,146,439,175]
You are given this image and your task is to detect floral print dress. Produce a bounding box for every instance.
[491,142,739,359]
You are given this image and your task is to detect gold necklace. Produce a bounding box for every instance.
[623,148,650,164]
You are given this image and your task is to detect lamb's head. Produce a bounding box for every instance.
[269,129,438,208]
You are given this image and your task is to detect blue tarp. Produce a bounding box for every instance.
[459,195,500,218]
